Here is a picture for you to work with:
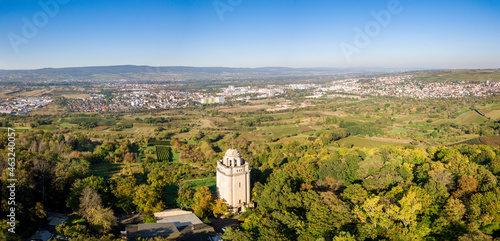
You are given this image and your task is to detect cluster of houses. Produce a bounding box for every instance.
[66,89,197,112]
[220,85,286,99]
[321,75,500,98]
[0,97,52,115]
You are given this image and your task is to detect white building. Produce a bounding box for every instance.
[200,97,225,104]
[216,148,251,212]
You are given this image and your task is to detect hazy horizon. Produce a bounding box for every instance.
[2,0,500,70]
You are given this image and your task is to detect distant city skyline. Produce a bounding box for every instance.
[1,0,499,70]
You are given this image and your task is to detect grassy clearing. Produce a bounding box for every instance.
[36,125,59,131]
[140,146,156,160]
[171,150,180,163]
[184,177,216,192]
[0,126,31,130]
[59,123,77,127]
[395,114,426,122]
[406,124,435,130]
[257,124,297,130]
[273,129,300,135]
[392,127,410,133]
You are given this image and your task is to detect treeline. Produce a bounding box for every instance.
[224,144,500,241]
[0,129,214,240]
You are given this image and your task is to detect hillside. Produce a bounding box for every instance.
[453,110,489,125]
[450,135,500,147]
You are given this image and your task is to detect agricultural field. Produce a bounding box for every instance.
[155,146,172,162]
[478,109,500,120]
[453,110,489,125]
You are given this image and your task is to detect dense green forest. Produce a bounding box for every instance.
[223,144,500,240]
[1,128,500,240]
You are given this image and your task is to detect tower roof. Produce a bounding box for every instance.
[225,148,241,158]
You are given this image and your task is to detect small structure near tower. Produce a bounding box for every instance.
[216,148,251,213]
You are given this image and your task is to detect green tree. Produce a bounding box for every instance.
[176,183,194,209]
[222,227,254,241]
[342,184,368,205]
[133,184,165,215]
[211,198,228,218]
[193,186,214,217]
[67,176,109,211]
[113,175,137,213]
[79,188,117,233]
[444,197,465,224]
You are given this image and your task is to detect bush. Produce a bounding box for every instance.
[143,216,157,223]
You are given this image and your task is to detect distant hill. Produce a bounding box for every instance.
[2,66,497,82]
[0,65,412,82]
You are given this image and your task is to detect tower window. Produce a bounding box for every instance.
[239,182,241,188]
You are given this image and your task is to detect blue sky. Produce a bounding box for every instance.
[1,0,499,69]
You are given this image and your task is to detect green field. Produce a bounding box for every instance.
[171,150,180,163]
[184,177,216,192]
[481,109,500,120]
[67,117,117,126]
[0,126,30,130]
[273,129,300,135]
[406,124,435,130]
[140,146,156,160]
[257,124,297,130]
[336,136,409,149]
[59,123,77,127]
[392,127,410,133]
[36,125,59,131]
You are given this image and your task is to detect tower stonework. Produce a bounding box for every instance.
[216,148,251,212]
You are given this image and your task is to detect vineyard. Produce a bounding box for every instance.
[480,136,500,147]
[156,145,172,162]
[149,139,171,146]
[450,135,500,147]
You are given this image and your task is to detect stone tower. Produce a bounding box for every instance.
[216,148,251,212]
